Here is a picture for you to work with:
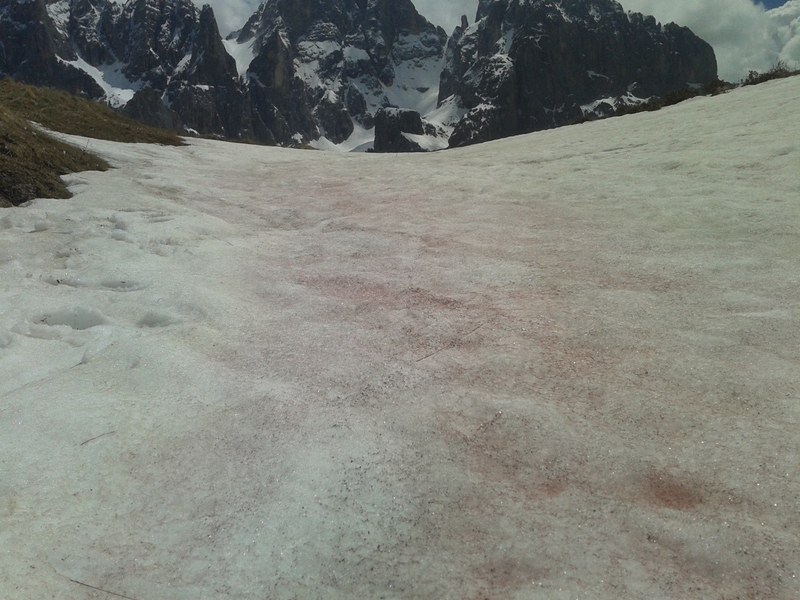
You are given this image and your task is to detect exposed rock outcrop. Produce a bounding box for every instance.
[229,0,447,145]
[0,0,104,97]
[374,108,425,152]
[441,0,719,147]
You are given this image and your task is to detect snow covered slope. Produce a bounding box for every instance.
[1,78,799,599]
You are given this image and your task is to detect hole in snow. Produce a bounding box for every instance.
[100,279,146,292]
[43,275,84,288]
[0,330,14,349]
[137,312,176,328]
[36,307,108,330]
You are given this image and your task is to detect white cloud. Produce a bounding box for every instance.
[415,0,800,80]
[202,0,260,36]
[413,0,479,30]
[618,0,800,81]
[771,1,800,65]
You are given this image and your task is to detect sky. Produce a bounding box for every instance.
[168,0,799,81]
[618,0,800,80]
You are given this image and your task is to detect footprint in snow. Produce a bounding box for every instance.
[42,275,147,293]
[137,311,179,328]
[34,307,108,331]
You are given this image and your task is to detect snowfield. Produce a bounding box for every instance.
[1,78,799,599]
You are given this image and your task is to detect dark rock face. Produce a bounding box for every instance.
[161,5,254,139]
[0,0,250,140]
[106,0,251,139]
[122,87,182,130]
[0,0,104,97]
[111,0,196,88]
[68,0,118,67]
[231,0,447,145]
[442,0,719,147]
[374,107,425,152]
[0,0,446,147]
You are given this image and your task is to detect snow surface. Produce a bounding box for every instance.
[57,57,142,108]
[311,121,375,153]
[402,130,450,152]
[424,93,468,129]
[580,91,649,115]
[295,40,343,91]
[384,37,444,117]
[2,78,800,599]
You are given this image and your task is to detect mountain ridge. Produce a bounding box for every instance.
[441,0,718,147]
[0,0,718,150]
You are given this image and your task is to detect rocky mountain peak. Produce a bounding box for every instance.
[1,0,718,151]
[66,0,118,66]
[186,5,239,86]
[226,0,447,146]
[441,0,718,147]
[113,0,199,86]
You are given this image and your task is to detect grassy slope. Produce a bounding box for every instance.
[0,79,183,207]
[0,105,109,207]
[0,79,182,145]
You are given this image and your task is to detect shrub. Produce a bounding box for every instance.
[742,60,800,87]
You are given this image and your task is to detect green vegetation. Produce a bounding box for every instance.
[741,60,800,87]
[0,78,184,207]
[577,63,799,126]
[0,78,183,145]
[0,104,109,207]
[612,79,733,118]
